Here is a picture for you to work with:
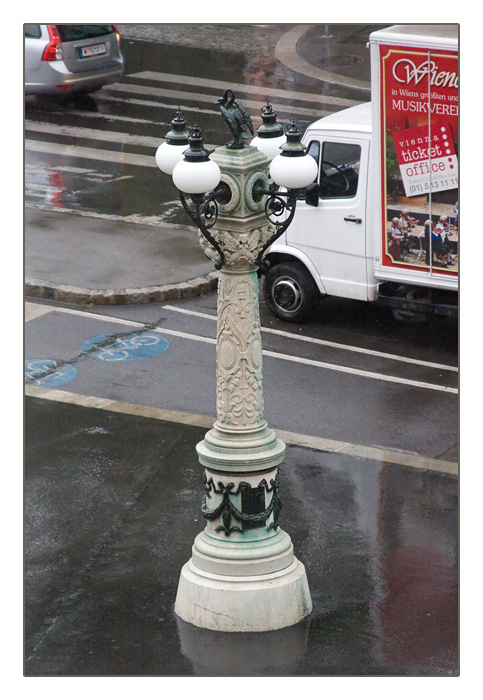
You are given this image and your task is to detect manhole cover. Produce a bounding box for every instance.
[319,55,363,68]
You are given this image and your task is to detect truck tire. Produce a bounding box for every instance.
[263,261,319,322]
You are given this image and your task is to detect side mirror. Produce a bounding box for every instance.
[304,183,319,207]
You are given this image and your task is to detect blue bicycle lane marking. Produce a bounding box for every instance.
[81,332,170,362]
[25,359,77,388]
[26,333,171,387]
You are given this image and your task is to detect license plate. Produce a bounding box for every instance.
[79,43,106,58]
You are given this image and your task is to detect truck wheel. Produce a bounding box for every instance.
[264,262,318,322]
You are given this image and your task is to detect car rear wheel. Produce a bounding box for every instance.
[263,261,319,322]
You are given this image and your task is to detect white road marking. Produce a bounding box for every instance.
[162,305,458,372]
[97,93,225,120]
[28,106,170,128]
[24,384,458,475]
[25,120,162,148]
[262,349,457,393]
[128,71,360,108]
[24,71,357,171]
[25,302,55,322]
[25,201,185,228]
[24,70,353,171]
[104,82,331,119]
[25,139,156,168]
[25,162,125,179]
[27,303,458,393]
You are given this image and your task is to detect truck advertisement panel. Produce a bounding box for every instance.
[380,44,458,276]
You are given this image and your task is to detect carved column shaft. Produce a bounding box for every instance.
[216,269,264,431]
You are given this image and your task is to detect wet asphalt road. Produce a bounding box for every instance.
[25,396,458,676]
[24,288,459,676]
[25,294,458,462]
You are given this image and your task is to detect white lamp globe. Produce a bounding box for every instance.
[269,152,318,189]
[171,124,221,195]
[172,157,221,195]
[251,101,287,162]
[155,108,190,175]
[251,134,286,161]
[155,141,187,175]
[268,119,318,189]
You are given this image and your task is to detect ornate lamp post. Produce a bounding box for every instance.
[156,93,317,632]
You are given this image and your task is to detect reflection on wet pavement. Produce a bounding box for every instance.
[25,398,458,676]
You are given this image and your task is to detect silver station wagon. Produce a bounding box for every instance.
[24,24,124,96]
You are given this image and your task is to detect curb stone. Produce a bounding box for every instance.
[274,24,371,92]
[25,271,219,306]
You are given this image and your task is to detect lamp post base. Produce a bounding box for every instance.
[174,556,312,633]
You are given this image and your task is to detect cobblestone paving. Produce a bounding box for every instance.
[117,23,297,58]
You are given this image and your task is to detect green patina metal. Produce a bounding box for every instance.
[217,88,254,149]
[201,475,282,536]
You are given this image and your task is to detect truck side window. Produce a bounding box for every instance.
[307,140,321,167]
[319,142,361,199]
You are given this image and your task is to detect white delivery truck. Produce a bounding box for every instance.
[263,25,459,322]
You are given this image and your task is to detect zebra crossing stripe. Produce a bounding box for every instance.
[127,70,361,109]
[24,71,362,167]
[25,120,162,148]
[104,82,341,119]
[25,139,157,167]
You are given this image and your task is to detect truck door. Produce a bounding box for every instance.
[287,136,370,301]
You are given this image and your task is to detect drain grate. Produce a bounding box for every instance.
[319,55,364,68]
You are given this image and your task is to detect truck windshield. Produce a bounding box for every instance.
[320,142,361,199]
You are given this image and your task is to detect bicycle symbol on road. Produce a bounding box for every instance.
[81,332,170,362]
[25,359,77,387]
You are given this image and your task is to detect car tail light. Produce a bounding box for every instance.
[42,25,63,61]
[113,25,121,44]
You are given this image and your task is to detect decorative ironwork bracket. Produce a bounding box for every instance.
[180,184,305,274]
[179,190,225,269]
[251,185,301,272]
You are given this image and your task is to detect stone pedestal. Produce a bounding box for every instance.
[174,146,312,632]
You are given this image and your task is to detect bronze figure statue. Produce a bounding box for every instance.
[217,88,254,149]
